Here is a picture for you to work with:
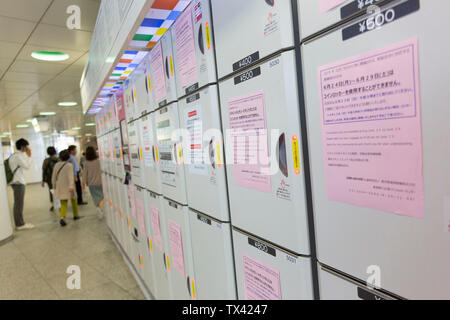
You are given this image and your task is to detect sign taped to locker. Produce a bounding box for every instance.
[243,254,282,300]
[184,104,208,175]
[168,219,186,277]
[317,37,424,218]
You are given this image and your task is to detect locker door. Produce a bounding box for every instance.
[128,120,143,187]
[114,131,124,179]
[124,80,137,123]
[318,266,397,300]
[232,228,313,300]
[139,113,162,194]
[298,0,382,39]
[163,199,195,300]
[179,85,229,221]
[134,60,152,117]
[219,51,310,254]
[150,31,177,108]
[134,185,150,283]
[114,176,125,246]
[211,0,294,78]
[301,0,450,299]
[140,191,157,297]
[119,181,132,257]
[155,103,188,205]
[172,0,217,98]
[146,191,171,300]
[188,209,237,300]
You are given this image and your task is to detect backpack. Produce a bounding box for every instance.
[4,156,19,185]
[44,157,59,184]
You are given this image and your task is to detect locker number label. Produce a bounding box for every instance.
[234,67,261,85]
[232,51,260,72]
[342,0,420,41]
[248,237,276,257]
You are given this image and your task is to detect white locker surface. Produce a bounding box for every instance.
[298,0,383,39]
[139,113,162,194]
[211,0,294,78]
[232,228,313,300]
[133,57,154,116]
[179,85,229,221]
[124,79,137,123]
[318,266,396,300]
[146,191,172,300]
[127,120,144,188]
[163,199,195,300]
[150,31,177,108]
[155,103,188,205]
[302,0,450,299]
[188,209,237,300]
[219,51,310,254]
[172,0,217,98]
[112,129,122,178]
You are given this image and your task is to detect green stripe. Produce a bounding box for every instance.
[133,34,153,41]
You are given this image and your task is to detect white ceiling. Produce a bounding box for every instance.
[0,0,100,138]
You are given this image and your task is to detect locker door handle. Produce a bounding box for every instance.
[276,132,288,178]
[186,276,191,297]
[152,145,156,162]
[163,252,167,269]
[208,138,215,169]
[173,143,178,164]
[198,24,204,55]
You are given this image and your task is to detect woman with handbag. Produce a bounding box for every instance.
[52,149,79,227]
[82,146,105,219]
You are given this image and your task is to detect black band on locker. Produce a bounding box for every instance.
[187,276,191,296]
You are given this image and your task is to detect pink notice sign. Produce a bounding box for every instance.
[243,254,282,300]
[173,4,198,89]
[151,41,167,103]
[150,206,163,251]
[128,185,136,219]
[318,38,424,218]
[136,198,146,237]
[228,91,271,193]
[318,0,348,13]
[168,219,185,277]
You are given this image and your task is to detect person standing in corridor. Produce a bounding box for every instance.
[52,150,79,227]
[82,147,104,219]
[9,138,34,230]
[68,145,87,206]
[41,146,58,212]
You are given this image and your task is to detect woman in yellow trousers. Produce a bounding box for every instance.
[51,149,79,227]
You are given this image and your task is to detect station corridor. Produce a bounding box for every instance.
[0,184,145,300]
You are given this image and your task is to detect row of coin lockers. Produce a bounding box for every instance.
[96,0,449,299]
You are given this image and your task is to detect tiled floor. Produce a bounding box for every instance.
[0,184,146,300]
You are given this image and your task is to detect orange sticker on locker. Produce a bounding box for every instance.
[149,238,153,252]
[292,135,300,175]
[139,254,144,268]
[166,255,170,270]
[132,88,137,103]
[205,22,211,50]
[147,75,152,92]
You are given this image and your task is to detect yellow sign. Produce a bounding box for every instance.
[292,135,300,175]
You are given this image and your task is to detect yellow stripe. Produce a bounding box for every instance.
[205,22,211,50]
[292,135,300,175]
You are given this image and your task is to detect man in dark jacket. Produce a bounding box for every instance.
[41,146,59,211]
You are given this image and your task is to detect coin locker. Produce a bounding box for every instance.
[138,113,162,194]
[155,103,188,205]
[318,266,397,300]
[172,0,217,98]
[188,209,237,300]
[150,31,177,108]
[179,85,229,221]
[232,228,313,300]
[301,0,450,299]
[219,50,310,254]
[211,0,294,78]
[127,120,144,188]
[133,56,155,116]
[146,190,172,300]
[163,198,195,300]
[124,78,138,123]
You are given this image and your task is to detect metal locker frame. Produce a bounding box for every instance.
[163,198,195,300]
[188,209,237,300]
[179,85,230,221]
[211,0,294,79]
[219,50,310,255]
[232,228,313,300]
[127,120,144,188]
[318,265,398,300]
[172,0,217,99]
[145,191,172,300]
[301,0,450,299]
[139,112,162,194]
[150,31,177,109]
[155,102,188,205]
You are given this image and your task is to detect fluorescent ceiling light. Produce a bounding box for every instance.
[58,102,78,107]
[85,133,92,137]
[72,127,81,130]
[3,132,11,135]
[61,130,68,133]
[31,51,69,62]
[85,123,95,127]
[26,119,33,122]
[40,112,56,116]
[16,124,29,128]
